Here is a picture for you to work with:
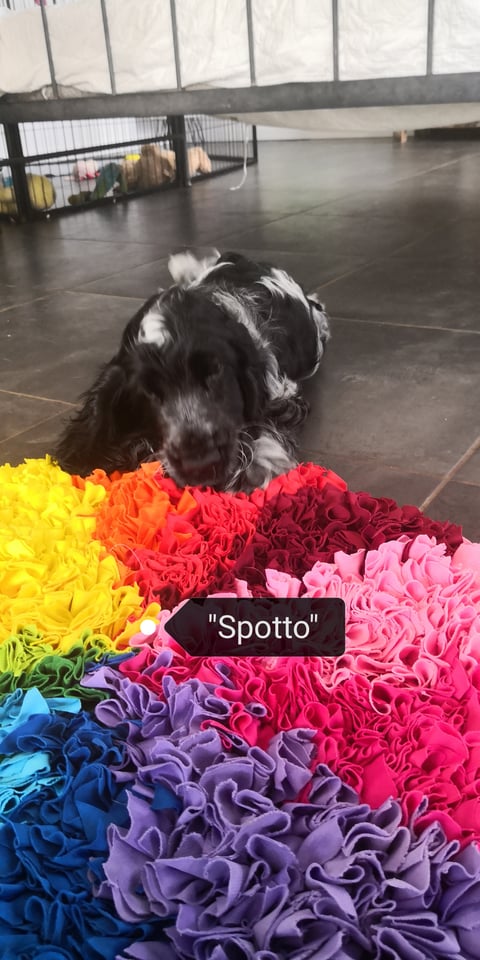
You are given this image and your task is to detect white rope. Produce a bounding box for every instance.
[229,123,249,191]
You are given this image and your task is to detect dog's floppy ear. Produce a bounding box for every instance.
[54,360,151,476]
[307,291,326,311]
[232,335,269,424]
[168,249,220,286]
[239,365,266,423]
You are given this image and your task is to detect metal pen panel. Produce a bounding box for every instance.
[39,1,58,98]
[3,121,31,221]
[332,0,339,82]
[246,0,256,86]
[170,0,182,90]
[4,71,480,125]
[427,0,436,75]
[99,0,117,95]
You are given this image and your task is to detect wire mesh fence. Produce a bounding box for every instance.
[0,115,257,221]
[0,0,257,219]
[184,115,256,181]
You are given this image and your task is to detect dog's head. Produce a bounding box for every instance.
[132,286,267,488]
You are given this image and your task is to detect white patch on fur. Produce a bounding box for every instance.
[265,368,297,401]
[169,393,216,435]
[248,431,296,488]
[257,268,309,308]
[138,307,171,348]
[212,288,298,405]
[211,289,267,348]
[307,302,331,376]
[312,304,330,343]
[168,250,220,286]
[257,269,331,380]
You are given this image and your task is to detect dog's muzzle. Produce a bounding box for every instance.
[165,429,235,488]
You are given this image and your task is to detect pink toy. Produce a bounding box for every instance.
[72,159,99,182]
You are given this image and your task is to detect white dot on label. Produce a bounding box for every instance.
[140,619,157,636]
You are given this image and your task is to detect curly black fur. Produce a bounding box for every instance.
[55,251,329,491]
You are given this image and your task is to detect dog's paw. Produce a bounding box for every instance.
[229,430,297,493]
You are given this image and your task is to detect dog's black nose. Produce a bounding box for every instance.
[169,427,226,461]
[180,449,222,472]
[167,435,226,486]
[169,438,220,464]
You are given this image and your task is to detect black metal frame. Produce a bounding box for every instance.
[0,114,258,222]
[2,122,31,217]
[1,0,480,124]
[169,114,189,189]
[3,72,480,126]
[0,0,478,221]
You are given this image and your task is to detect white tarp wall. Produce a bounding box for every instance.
[2,0,480,135]
[1,0,480,96]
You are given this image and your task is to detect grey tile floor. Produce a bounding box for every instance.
[0,139,479,539]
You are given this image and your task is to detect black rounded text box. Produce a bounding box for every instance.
[164,598,345,657]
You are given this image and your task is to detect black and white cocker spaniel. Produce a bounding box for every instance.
[55,250,330,492]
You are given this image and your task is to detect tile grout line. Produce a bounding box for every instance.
[64,254,172,293]
[4,152,469,304]
[64,289,145,302]
[0,287,147,310]
[0,295,48,315]
[217,199,459,265]
[301,449,480,489]
[304,154,471,217]
[40,202,336,260]
[314,236,430,293]
[0,407,70,448]
[316,259,381,291]
[0,388,75,406]
[419,435,480,512]
[329,315,480,336]
[34,154,471,282]
[315,223,443,292]
[68,203,389,295]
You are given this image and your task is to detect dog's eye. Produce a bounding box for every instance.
[190,352,222,384]
[142,370,164,400]
[206,362,222,384]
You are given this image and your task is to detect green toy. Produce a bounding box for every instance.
[67,191,93,206]
[90,162,121,201]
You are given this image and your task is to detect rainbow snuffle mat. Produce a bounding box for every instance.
[1,456,480,959]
